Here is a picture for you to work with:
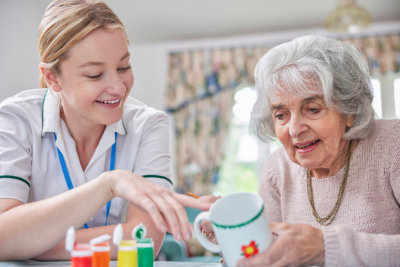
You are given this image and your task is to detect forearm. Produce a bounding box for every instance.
[0,173,113,260]
[34,224,121,260]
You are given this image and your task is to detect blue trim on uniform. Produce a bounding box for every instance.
[142,175,173,186]
[0,175,31,187]
[54,132,117,228]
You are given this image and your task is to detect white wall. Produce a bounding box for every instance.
[1,0,400,114]
[0,1,169,110]
[130,44,168,110]
[0,1,44,99]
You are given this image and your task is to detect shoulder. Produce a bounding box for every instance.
[261,145,299,184]
[263,146,294,171]
[0,89,46,109]
[122,96,169,127]
[373,119,400,133]
[367,119,400,146]
[0,89,46,122]
[358,119,400,174]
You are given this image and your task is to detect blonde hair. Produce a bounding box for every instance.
[38,0,127,88]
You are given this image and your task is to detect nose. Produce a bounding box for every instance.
[288,113,307,138]
[106,71,127,96]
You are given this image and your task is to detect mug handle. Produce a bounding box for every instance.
[193,211,221,253]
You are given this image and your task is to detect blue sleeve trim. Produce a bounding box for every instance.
[0,175,30,187]
[142,175,173,186]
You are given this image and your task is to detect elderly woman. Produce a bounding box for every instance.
[238,35,400,266]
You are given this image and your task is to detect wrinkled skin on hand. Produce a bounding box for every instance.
[236,222,325,267]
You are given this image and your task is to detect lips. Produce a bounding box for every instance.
[294,140,320,153]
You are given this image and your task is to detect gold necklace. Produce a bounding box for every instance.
[306,140,353,226]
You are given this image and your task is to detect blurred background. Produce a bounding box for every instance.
[1,0,400,261]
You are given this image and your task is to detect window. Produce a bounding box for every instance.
[394,78,400,118]
[214,87,259,195]
[371,79,382,118]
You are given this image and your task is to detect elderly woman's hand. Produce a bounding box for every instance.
[237,222,325,267]
[199,219,218,244]
[196,195,221,244]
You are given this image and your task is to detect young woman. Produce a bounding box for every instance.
[0,0,214,260]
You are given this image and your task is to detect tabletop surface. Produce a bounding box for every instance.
[0,260,224,267]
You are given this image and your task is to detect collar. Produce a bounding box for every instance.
[41,88,127,137]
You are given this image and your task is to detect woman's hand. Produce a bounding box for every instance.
[236,222,325,267]
[105,170,214,242]
[199,219,218,244]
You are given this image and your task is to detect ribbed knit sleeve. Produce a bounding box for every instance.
[259,148,283,222]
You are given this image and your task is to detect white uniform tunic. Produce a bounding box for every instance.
[0,88,172,227]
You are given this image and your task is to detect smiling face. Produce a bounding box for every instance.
[50,27,134,130]
[271,91,354,177]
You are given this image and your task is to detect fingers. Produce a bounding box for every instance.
[237,223,325,267]
[200,220,218,244]
[175,193,215,210]
[135,195,167,234]
[156,192,192,241]
[111,172,216,242]
[236,244,281,267]
[200,219,213,233]
[198,195,221,204]
[136,188,192,242]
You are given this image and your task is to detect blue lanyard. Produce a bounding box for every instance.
[54,132,117,229]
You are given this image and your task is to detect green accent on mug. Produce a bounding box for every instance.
[211,205,264,229]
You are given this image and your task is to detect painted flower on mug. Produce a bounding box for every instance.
[241,240,259,258]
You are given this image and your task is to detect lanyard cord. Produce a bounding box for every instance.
[54,132,117,229]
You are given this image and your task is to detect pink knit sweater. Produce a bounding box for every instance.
[259,119,400,266]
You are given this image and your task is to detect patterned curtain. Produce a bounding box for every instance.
[166,33,400,194]
[166,48,268,194]
[342,34,400,74]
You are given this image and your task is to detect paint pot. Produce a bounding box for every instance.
[117,240,138,267]
[71,243,93,267]
[137,238,154,267]
[91,235,111,267]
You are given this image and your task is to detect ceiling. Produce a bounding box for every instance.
[36,0,400,45]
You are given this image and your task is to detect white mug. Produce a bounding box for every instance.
[194,192,271,267]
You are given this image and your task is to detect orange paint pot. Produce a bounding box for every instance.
[91,241,110,267]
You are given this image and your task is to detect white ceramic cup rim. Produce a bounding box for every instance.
[209,192,264,228]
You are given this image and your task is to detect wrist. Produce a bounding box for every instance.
[315,228,325,266]
[99,171,115,200]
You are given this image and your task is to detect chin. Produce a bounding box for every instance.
[294,158,317,169]
[104,111,123,125]
[102,116,122,126]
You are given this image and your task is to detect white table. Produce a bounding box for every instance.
[0,261,224,267]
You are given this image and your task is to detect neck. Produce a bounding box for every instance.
[310,140,357,178]
[60,108,105,170]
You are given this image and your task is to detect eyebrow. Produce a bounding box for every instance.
[271,103,284,111]
[271,96,323,110]
[302,96,323,103]
[79,52,130,68]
